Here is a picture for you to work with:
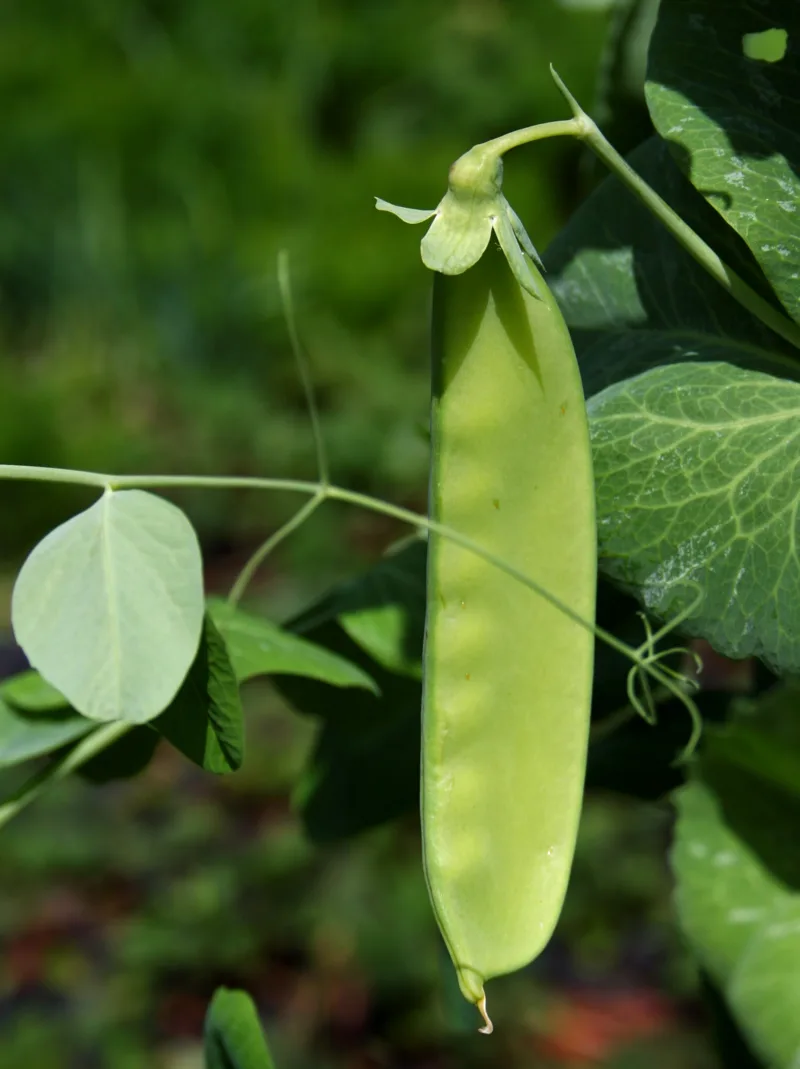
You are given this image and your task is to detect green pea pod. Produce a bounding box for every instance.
[425,239,596,1029]
[378,155,596,1029]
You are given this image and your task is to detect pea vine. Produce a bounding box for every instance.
[3,68,795,824]
[3,19,800,1060]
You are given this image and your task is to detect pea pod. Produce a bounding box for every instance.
[378,145,596,1030]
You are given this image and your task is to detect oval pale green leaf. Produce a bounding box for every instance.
[208,598,377,692]
[12,489,205,724]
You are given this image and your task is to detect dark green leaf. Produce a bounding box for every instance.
[578,326,800,402]
[587,700,693,800]
[0,670,69,712]
[0,696,93,768]
[695,680,800,889]
[291,537,427,679]
[208,598,376,692]
[673,759,800,1066]
[277,618,421,842]
[79,726,159,783]
[586,579,703,800]
[699,972,768,1069]
[699,751,800,894]
[281,556,719,836]
[156,614,244,774]
[204,987,275,1069]
[543,137,799,399]
[711,680,800,799]
[276,547,427,840]
[0,722,130,831]
[277,540,429,839]
[647,0,800,322]
[708,726,800,802]
[593,0,659,161]
[589,361,800,674]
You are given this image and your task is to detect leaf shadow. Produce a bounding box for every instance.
[650,4,800,181]
[543,136,800,399]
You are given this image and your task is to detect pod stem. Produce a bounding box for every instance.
[559,69,800,351]
[476,117,583,156]
[477,994,494,1035]
[472,70,800,352]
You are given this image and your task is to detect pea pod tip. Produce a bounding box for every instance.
[477,994,493,1035]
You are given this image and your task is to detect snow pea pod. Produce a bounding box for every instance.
[379,147,596,1030]
[425,240,595,1030]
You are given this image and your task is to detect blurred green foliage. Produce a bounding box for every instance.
[0,688,713,1069]
[0,3,725,1067]
[0,0,608,564]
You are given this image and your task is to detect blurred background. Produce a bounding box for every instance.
[0,1,718,1066]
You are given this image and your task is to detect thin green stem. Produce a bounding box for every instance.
[478,118,582,157]
[0,464,109,489]
[589,705,636,742]
[0,722,132,830]
[0,465,325,497]
[549,67,800,352]
[277,250,330,487]
[227,491,325,606]
[0,462,687,693]
[323,485,642,670]
[109,474,320,494]
[0,458,703,832]
[627,656,702,761]
[461,71,800,350]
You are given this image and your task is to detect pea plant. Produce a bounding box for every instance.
[2,0,800,1065]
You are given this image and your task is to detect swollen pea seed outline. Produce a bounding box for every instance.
[421,239,597,1032]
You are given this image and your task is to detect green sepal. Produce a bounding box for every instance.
[374,199,436,224]
[493,206,545,300]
